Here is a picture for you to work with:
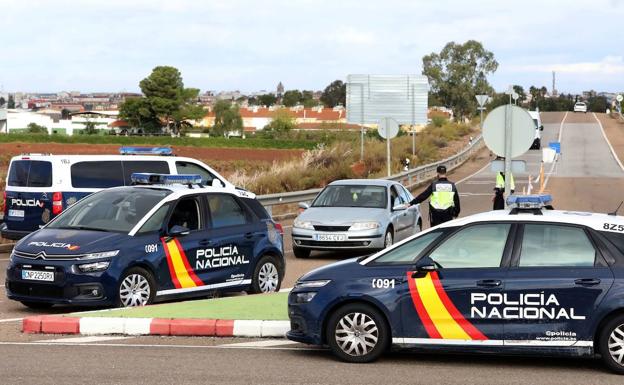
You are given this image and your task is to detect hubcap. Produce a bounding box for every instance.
[385,232,393,248]
[258,262,279,293]
[609,324,624,366]
[335,312,379,356]
[119,274,151,307]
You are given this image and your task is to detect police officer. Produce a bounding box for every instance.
[493,171,515,210]
[409,165,460,227]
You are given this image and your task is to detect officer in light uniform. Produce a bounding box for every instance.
[409,165,460,227]
[493,171,515,210]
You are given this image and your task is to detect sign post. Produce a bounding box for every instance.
[475,95,489,130]
[378,117,399,177]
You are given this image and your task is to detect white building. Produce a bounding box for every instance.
[2,109,118,135]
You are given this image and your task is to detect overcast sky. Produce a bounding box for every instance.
[1,0,623,94]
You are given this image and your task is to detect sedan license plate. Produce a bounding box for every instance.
[315,234,346,242]
[8,209,24,218]
[21,270,54,282]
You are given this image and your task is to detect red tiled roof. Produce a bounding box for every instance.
[109,120,130,128]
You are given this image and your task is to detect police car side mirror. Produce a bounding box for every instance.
[169,225,190,237]
[412,256,438,278]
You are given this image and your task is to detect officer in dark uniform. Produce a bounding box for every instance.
[409,165,460,227]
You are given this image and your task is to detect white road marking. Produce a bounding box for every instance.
[543,111,568,189]
[0,318,23,323]
[0,258,10,261]
[34,336,134,344]
[217,339,299,348]
[456,162,490,185]
[278,287,292,293]
[0,341,322,351]
[459,193,493,197]
[593,112,624,171]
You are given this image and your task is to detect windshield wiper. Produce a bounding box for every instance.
[55,226,111,232]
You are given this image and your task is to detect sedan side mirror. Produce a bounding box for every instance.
[168,225,190,237]
[298,202,310,212]
[540,125,544,131]
[392,203,408,211]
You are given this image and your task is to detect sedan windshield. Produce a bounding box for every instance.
[312,185,387,208]
[47,188,171,233]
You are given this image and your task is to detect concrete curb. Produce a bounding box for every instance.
[22,315,290,338]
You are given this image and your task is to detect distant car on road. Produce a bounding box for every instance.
[528,110,544,150]
[287,194,624,374]
[574,102,588,113]
[291,179,421,258]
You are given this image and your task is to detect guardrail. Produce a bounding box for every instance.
[258,135,485,216]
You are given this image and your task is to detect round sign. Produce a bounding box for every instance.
[617,94,623,102]
[482,105,535,158]
[378,117,399,139]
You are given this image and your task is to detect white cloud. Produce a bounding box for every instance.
[508,56,624,75]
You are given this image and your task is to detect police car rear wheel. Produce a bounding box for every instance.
[118,268,155,307]
[600,316,624,374]
[326,303,389,363]
[250,255,282,294]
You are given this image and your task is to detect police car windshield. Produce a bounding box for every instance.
[47,188,171,233]
[312,185,387,208]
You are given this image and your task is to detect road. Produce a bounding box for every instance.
[2,111,624,384]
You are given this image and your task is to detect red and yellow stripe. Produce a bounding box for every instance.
[408,271,487,340]
[161,238,203,289]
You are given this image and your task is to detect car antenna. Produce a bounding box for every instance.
[608,201,624,216]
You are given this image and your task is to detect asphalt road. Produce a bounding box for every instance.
[2,111,624,384]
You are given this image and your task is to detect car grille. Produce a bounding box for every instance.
[313,225,351,232]
[298,240,371,248]
[13,249,85,260]
[8,281,64,298]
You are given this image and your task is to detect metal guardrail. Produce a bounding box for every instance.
[258,136,485,216]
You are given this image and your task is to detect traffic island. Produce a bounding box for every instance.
[22,292,291,338]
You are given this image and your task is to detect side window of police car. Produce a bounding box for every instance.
[428,223,511,268]
[167,197,202,232]
[207,194,249,228]
[518,224,596,267]
[176,162,215,185]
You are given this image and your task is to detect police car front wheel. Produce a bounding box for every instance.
[117,267,156,307]
[250,255,282,294]
[599,315,624,374]
[326,303,389,363]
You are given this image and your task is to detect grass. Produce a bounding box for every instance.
[71,292,288,320]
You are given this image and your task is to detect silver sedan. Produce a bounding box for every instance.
[291,179,422,258]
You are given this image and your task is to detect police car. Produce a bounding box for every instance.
[5,173,284,308]
[287,195,624,374]
[1,147,233,240]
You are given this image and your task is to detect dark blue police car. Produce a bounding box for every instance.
[287,195,624,374]
[6,174,284,308]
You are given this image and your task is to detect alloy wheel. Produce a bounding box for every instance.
[258,262,279,293]
[119,273,151,307]
[334,312,379,357]
[608,324,624,366]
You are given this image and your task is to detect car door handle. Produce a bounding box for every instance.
[199,239,212,246]
[244,232,255,239]
[574,278,601,286]
[476,279,502,287]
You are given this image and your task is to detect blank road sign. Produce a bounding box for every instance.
[482,105,535,158]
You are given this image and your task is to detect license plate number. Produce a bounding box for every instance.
[315,234,346,242]
[8,209,24,218]
[21,270,54,282]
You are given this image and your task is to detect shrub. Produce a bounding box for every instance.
[431,115,447,128]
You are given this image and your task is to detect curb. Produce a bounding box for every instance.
[22,315,290,338]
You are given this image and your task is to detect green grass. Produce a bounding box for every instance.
[71,292,288,320]
[0,133,316,150]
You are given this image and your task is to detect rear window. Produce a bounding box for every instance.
[121,161,169,185]
[240,197,270,220]
[600,231,624,260]
[8,160,52,187]
[71,161,124,188]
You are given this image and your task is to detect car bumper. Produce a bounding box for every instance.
[1,224,30,240]
[287,293,325,345]
[291,229,385,250]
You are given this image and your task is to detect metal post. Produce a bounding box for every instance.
[504,102,512,202]
[387,135,391,177]
[360,85,365,161]
[411,85,415,156]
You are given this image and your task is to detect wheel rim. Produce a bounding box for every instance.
[608,324,624,366]
[119,273,151,307]
[384,232,393,248]
[334,312,379,357]
[258,262,279,293]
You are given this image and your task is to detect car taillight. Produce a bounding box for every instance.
[275,223,284,236]
[52,192,63,215]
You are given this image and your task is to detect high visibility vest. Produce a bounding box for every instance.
[496,172,515,190]
[430,181,456,210]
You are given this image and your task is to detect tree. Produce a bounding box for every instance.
[61,108,71,120]
[83,120,98,135]
[320,80,346,107]
[282,90,303,107]
[587,96,608,113]
[512,85,526,104]
[301,90,318,108]
[258,94,277,106]
[119,97,160,132]
[26,122,48,134]
[212,100,243,136]
[0,97,5,107]
[422,40,498,119]
[265,108,295,132]
[7,95,15,109]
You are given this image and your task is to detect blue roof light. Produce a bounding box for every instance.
[119,146,173,156]
[130,173,202,185]
[506,194,553,209]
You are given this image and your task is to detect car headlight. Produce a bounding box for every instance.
[294,219,314,230]
[81,250,119,260]
[294,279,331,289]
[76,261,110,273]
[350,221,380,230]
[294,292,317,303]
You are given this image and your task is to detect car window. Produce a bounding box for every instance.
[312,185,387,209]
[207,194,249,228]
[176,161,215,185]
[122,161,169,185]
[390,186,405,207]
[137,203,171,234]
[168,197,202,232]
[8,160,52,187]
[428,224,510,268]
[519,224,595,267]
[399,185,413,203]
[71,161,124,188]
[374,231,443,264]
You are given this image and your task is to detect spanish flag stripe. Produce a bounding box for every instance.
[173,238,204,286]
[430,272,488,340]
[407,272,442,339]
[415,273,471,340]
[164,240,197,288]
[161,238,181,289]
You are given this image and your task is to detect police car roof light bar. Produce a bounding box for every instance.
[119,146,173,156]
[507,194,553,215]
[130,173,202,186]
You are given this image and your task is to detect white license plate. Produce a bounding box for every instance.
[315,234,347,242]
[8,209,24,218]
[21,270,55,282]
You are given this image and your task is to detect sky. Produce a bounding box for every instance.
[1,0,623,94]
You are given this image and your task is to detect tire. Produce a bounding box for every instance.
[21,301,53,309]
[598,315,624,374]
[383,228,394,249]
[117,267,156,307]
[249,255,282,294]
[325,303,390,363]
[293,246,311,259]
